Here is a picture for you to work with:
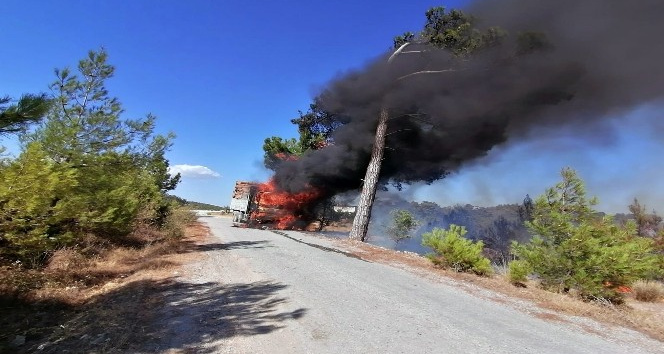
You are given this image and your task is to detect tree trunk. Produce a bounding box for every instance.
[349,108,389,241]
[347,43,412,242]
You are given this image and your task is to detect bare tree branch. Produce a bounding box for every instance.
[397,69,458,81]
[388,42,412,63]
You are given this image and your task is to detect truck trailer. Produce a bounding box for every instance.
[229,181,256,225]
[229,181,287,226]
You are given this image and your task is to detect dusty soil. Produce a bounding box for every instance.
[0,222,211,353]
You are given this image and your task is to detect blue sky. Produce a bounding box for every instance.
[3,0,663,213]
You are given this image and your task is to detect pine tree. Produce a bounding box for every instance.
[0,143,78,264]
[0,50,180,264]
[422,224,493,275]
[387,209,419,243]
[512,168,660,302]
[0,94,50,135]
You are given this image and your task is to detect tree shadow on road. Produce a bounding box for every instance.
[194,240,273,252]
[20,278,306,353]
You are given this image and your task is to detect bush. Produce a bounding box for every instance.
[512,168,661,303]
[632,280,664,302]
[422,224,493,276]
[508,260,531,285]
[387,209,419,243]
[0,144,78,265]
[161,207,197,239]
[0,50,181,267]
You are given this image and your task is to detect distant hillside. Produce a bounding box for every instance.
[366,194,643,263]
[366,194,531,263]
[166,195,228,211]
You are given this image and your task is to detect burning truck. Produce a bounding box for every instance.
[229,180,322,229]
[229,181,258,225]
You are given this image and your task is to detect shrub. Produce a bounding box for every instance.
[0,144,78,265]
[0,50,180,267]
[632,280,664,302]
[508,260,531,285]
[387,209,419,243]
[512,168,661,303]
[161,207,197,239]
[422,224,493,276]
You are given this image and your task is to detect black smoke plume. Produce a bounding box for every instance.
[274,0,664,197]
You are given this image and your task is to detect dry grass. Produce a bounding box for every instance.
[0,221,211,352]
[632,280,664,302]
[325,237,664,342]
[161,208,199,238]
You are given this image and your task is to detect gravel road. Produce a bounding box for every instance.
[148,217,663,353]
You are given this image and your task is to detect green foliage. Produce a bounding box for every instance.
[71,153,161,237]
[262,136,303,170]
[144,134,181,193]
[0,94,50,135]
[512,168,661,302]
[0,50,179,266]
[420,6,506,55]
[393,32,415,48]
[160,206,198,239]
[263,101,343,170]
[27,50,163,162]
[0,144,78,264]
[508,259,532,285]
[291,101,341,150]
[387,209,419,243]
[422,224,493,276]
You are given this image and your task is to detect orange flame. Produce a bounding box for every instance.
[603,281,632,293]
[274,152,298,161]
[250,178,321,230]
[314,140,329,149]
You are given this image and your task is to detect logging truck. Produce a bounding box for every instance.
[229,181,285,226]
[229,181,255,225]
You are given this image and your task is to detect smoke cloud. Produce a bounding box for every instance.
[274,0,664,198]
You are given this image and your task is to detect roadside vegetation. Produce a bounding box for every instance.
[412,167,663,306]
[0,50,203,351]
[413,168,663,303]
[632,280,664,302]
[1,49,183,266]
[422,225,493,276]
[510,168,661,303]
[357,173,664,339]
[386,209,419,243]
